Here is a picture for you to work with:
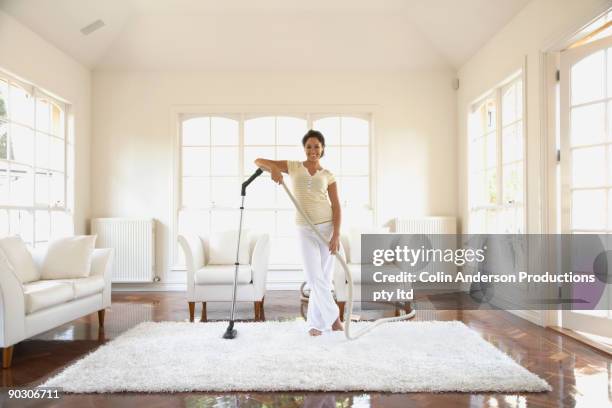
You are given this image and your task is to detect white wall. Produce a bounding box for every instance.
[91,69,457,280]
[457,0,610,235]
[0,10,91,234]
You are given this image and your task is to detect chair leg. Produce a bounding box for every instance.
[254,301,260,321]
[260,297,265,321]
[188,302,195,322]
[98,309,105,327]
[337,301,345,322]
[200,302,207,322]
[2,346,13,369]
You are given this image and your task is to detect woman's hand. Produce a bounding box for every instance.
[271,166,284,184]
[329,234,340,254]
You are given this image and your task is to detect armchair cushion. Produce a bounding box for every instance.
[194,265,252,285]
[41,236,97,279]
[208,230,250,265]
[23,280,74,314]
[0,236,39,283]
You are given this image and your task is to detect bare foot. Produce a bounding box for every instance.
[309,328,322,336]
[332,318,344,331]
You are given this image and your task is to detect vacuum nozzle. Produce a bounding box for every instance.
[223,321,237,339]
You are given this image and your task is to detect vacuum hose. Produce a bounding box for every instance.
[279,181,415,340]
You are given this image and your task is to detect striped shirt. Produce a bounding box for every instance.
[287,160,336,226]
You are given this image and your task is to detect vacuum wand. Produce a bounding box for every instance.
[224,168,265,339]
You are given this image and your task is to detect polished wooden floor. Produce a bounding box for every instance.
[1,291,610,407]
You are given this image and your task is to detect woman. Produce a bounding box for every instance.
[255,129,343,336]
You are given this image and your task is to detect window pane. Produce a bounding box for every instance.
[35,210,50,243]
[182,117,210,145]
[0,79,7,120]
[49,136,64,171]
[10,83,34,126]
[243,209,275,234]
[341,146,369,175]
[485,132,496,169]
[244,146,273,174]
[51,103,64,138]
[36,98,50,134]
[470,171,485,207]
[35,171,49,205]
[10,210,33,244]
[244,117,275,145]
[0,161,7,205]
[571,103,605,147]
[470,136,485,172]
[338,176,369,207]
[502,163,523,204]
[246,176,275,208]
[573,146,605,187]
[275,210,297,236]
[313,117,340,145]
[502,82,517,125]
[182,177,210,208]
[341,117,369,145]
[50,171,64,207]
[571,50,604,106]
[210,177,240,207]
[276,145,303,161]
[36,132,49,168]
[572,189,605,230]
[486,169,497,204]
[178,209,209,237]
[10,124,34,165]
[608,48,612,99]
[50,211,72,238]
[211,117,238,145]
[277,116,307,145]
[469,109,484,140]
[211,147,238,176]
[9,164,33,206]
[270,236,301,265]
[210,209,239,232]
[0,121,7,160]
[502,123,523,163]
[321,146,340,174]
[0,209,8,236]
[182,147,209,176]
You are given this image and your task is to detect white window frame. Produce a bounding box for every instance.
[467,68,528,233]
[0,69,73,246]
[169,106,377,270]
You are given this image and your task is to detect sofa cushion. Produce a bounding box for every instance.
[41,236,97,279]
[57,275,106,299]
[208,230,250,265]
[194,265,252,285]
[0,236,40,283]
[23,280,74,314]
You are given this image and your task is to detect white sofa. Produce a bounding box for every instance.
[0,241,113,368]
[178,232,270,322]
[333,233,413,320]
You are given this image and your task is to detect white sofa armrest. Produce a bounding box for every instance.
[251,233,270,300]
[0,258,26,347]
[90,248,114,308]
[178,235,206,297]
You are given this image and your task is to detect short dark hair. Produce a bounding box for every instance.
[302,129,326,158]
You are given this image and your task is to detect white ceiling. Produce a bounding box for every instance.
[0,0,532,71]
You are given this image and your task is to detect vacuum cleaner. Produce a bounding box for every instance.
[224,168,415,340]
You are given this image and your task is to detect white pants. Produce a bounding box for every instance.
[298,221,339,332]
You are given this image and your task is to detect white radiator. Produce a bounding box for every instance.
[395,217,457,284]
[395,217,456,234]
[91,218,155,283]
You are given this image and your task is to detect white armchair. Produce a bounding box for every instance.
[0,244,113,368]
[178,232,270,322]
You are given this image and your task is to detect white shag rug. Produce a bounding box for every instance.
[41,320,551,393]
